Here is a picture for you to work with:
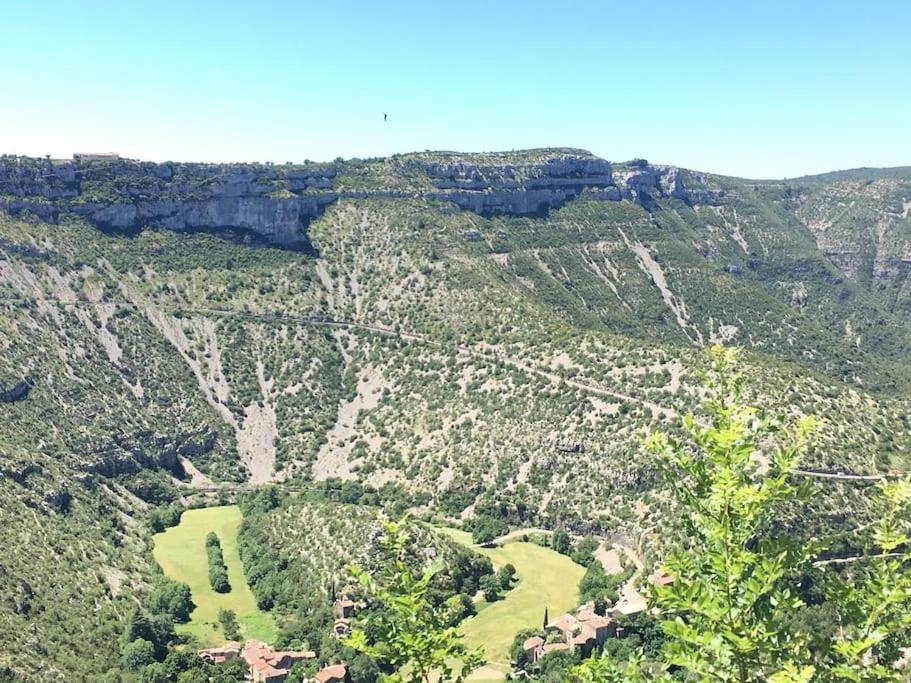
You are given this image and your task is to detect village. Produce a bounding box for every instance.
[195,565,673,682]
[197,600,356,683]
[516,567,673,673]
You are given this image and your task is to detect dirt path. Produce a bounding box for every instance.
[8,295,895,485]
[471,527,553,547]
[0,295,678,420]
[611,541,648,615]
[595,545,624,574]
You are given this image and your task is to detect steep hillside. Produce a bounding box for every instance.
[1,149,910,677]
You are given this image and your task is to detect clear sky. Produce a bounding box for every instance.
[2,0,909,178]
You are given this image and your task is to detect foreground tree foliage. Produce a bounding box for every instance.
[574,346,911,682]
[344,518,484,682]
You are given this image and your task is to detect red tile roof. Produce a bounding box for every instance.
[541,642,570,654]
[523,635,544,651]
[650,569,675,585]
[545,614,578,633]
[315,663,348,682]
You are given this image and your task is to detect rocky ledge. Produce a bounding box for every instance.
[0,150,722,247]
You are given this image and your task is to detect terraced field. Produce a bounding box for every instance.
[152,505,276,645]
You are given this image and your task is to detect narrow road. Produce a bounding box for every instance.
[0,295,675,415]
[471,527,553,548]
[2,295,896,483]
[790,469,888,482]
[814,552,904,567]
[611,540,649,615]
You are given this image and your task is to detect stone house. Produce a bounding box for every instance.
[522,635,544,663]
[198,641,240,664]
[544,605,615,658]
[314,663,350,683]
[242,640,316,683]
[332,617,352,638]
[333,598,355,619]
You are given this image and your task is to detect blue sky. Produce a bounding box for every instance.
[2,0,909,177]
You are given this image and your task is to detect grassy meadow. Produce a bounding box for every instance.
[152,505,277,646]
[439,531,585,680]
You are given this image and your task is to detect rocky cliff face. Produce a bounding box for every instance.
[415,152,620,215]
[0,150,721,246]
[0,158,340,249]
[795,173,911,287]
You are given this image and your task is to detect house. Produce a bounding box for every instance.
[555,441,584,454]
[333,598,355,619]
[649,569,675,586]
[252,658,291,683]
[540,642,570,657]
[73,152,120,161]
[545,605,616,658]
[242,640,316,683]
[314,663,349,683]
[522,635,544,663]
[332,618,352,638]
[198,641,240,664]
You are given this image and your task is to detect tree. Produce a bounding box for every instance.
[578,562,622,606]
[551,530,571,555]
[470,515,507,545]
[217,608,241,641]
[211,658,249,683]
[344,517,484,682]
[149,577,192,622]
[480,575,501,603]
[206,533,231,593]
[572,345,911,682]
[121,638,155,671]
[140,662,169,683]
[571,536,599,567]
[442,593,475,626]
[496,563,516,591]
[348,652,382,683]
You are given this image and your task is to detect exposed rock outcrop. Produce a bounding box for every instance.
[82,429,217,478]
[0,150,724,245]
[418,151,618,216]
[616,164,724,208]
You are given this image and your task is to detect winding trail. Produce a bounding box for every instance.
[0,296,675,418]
[1,296,895,484]
[471,527,552,548]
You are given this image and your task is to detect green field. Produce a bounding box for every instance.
[152,505,276,646]
[448,534,585,680]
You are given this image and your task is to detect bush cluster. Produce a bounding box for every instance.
[206,532,231,593]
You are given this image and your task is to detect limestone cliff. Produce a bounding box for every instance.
[0,149,718,247]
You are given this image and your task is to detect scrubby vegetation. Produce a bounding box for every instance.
[235,487,492,671]
[2,153,911,678]
[573,347,911,681]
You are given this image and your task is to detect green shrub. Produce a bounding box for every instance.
[205,533,231,593]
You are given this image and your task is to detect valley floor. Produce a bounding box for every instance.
[152,505,276,645]
[440,530,585,680]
